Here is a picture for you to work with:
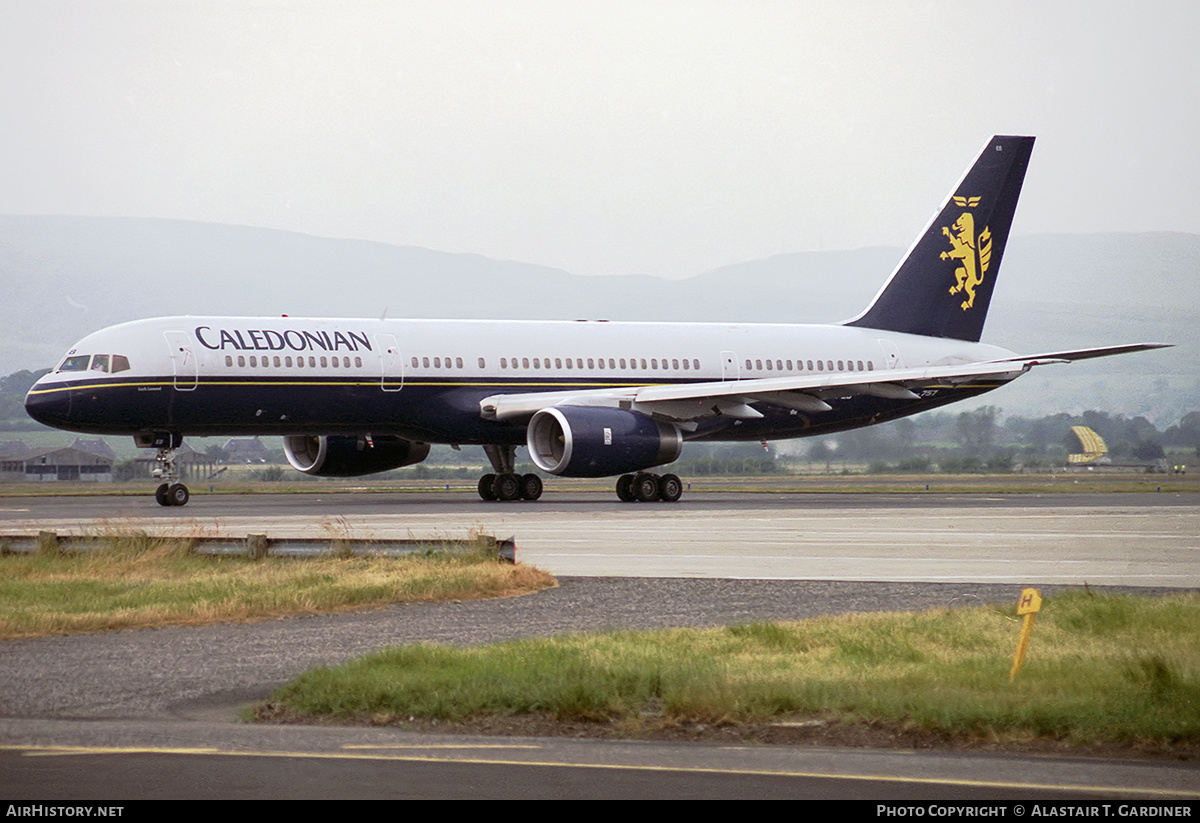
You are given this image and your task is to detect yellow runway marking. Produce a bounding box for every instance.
[1,744,1193,798]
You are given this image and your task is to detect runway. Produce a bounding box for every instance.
[2,489,1197,798]
[3,490,1197,586]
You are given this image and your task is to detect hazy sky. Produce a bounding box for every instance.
[2,1,1198,279]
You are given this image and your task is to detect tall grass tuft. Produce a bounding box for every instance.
[260,592,1200,747]
[0,533,554,638]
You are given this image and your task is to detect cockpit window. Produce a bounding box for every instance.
[58,355,90,372]
[56,354,130,374]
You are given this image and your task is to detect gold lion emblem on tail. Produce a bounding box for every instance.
[940,201,992,310]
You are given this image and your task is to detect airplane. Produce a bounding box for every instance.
[24,135,1168,506]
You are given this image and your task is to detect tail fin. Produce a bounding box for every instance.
[845,135,1034,342]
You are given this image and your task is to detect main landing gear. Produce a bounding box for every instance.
[140,432,190,507]
[474,445,685,503]
[615,472,683,503]
[477,444,543,502]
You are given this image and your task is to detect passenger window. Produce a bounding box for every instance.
[285,356,292,367]
[857,360,864,371]
[456,357,463,368]
[478,358,485,368]
[320,356,328,368]
[238,356,246,367]
[587,358,594,369]
[433,357,440,368]
[249,356,257,367]
[817,361,823,371]
[225,355,233,367]
[672,359,679,369]
[411,357,419,368]
[331,357,339,368]
[274,356,282,367]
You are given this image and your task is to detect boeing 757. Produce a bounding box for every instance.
[24,136,1167,505]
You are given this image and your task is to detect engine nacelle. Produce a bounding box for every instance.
[527,406,682,477]
[283,434,430,477]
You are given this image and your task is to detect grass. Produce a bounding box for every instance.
[255,592,1200,751]
[0,533,556,639]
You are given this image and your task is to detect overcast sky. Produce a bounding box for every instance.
[2,1,1198,279]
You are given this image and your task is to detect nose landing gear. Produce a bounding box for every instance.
[139,432,191,507]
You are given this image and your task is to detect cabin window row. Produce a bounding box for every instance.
[745,358,874,373]
[497,357,701,371]
[410,356,472,369]
[224,354,364,369]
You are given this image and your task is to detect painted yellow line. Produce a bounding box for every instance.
[0,744,1192,797]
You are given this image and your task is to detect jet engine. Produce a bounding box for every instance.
[283,434,430,477]
[527,407,682,477]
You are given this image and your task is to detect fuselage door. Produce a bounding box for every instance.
[163,331,198,391]
[877,339,902,370]
[721,351,739,381]
[376,333,403,392]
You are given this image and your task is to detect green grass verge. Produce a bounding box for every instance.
[256,592,1200,749]
[0,534,556,638]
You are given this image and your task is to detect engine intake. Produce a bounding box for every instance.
[527,407,682,477]
[283,434,430,477]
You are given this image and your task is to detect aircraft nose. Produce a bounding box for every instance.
[24,383,73,428]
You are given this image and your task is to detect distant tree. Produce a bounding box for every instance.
[1132,439,1165,460]
[955,406,999,454]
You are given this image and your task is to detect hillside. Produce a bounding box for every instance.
[1,216,1194,421]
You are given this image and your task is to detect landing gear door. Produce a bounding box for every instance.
[163,331,198,391]
[376,333,403,392]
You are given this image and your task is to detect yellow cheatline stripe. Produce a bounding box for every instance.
[0,744,1193,796]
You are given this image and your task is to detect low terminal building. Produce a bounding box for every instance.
[0,445,114,482]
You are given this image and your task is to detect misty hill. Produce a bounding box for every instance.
[1,216,1195,422]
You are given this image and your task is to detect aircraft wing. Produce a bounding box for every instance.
[988,343,1172,363]
[478,343,1170,426]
